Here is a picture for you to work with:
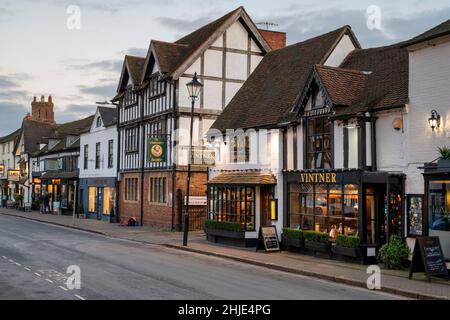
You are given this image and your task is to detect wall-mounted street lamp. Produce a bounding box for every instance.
[183,73,203,247]
[428,109,441,131]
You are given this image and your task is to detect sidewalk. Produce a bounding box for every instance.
[1,208,449,300]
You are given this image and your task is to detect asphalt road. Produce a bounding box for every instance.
[0,214,404,300]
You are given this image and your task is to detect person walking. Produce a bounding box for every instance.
[43,192,51,214]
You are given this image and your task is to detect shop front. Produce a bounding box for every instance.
[41,172,78,215]
[207,171,278,247]
[422,163,450,259]
[79,177,116,222]
[284,169,405,263]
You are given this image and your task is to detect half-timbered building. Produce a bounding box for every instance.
[209,26,361,247]
[113,7,284,229]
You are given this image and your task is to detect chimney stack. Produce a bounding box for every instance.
[258,29,287,50]
[48,95,52,103]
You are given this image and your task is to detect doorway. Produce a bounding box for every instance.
[260,186,275,227]
[364,183,403,246]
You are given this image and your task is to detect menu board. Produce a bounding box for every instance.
[409,237,449,282]
[256,226,280,252]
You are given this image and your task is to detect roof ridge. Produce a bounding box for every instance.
[152,40,188,47]
[315,64,369,75]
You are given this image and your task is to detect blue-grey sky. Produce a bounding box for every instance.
[0,0,449,135]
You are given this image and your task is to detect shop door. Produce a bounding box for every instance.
[260,186,274,227]
[96,188,103,220]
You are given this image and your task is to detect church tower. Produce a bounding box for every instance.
[31,95,55,124]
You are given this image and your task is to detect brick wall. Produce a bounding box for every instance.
[118,169,208,229]
[258,30,286,50]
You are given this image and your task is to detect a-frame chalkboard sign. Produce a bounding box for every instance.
[256,226,280,252]
[409,237,449,282]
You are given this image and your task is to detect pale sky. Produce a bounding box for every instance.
[0,0,449,135]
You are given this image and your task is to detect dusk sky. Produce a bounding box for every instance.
[1,0,449,136]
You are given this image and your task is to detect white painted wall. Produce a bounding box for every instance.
[406,41,450,258]
[0,138,18,179]
[376,109,406,172]
[79,115,118,179]
[226,21,249,50]
[348,126,358,169]
[324,34,356,67]
[334,121,344,169]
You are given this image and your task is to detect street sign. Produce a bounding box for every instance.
[184,196,207,206]
[409,236,449,282]
[256,226,280,252]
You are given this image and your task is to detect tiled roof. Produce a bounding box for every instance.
[0,128,21,144]
[126,55,146,84]
[98,106,117,127]
[152,41,190,75]
[402,19,450,47]
[315,65,369,107]
[208,171,277,185]
[211,26,354,131]
[20,120,55,154]
[334,44,409,117]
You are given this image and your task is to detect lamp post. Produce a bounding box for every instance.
[183,73,203,246]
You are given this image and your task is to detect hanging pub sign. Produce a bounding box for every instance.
[148,137,167,163]
[409,237,449,282]
[256,226,280,252]
[0,164,4,176]
[7,169,20,182]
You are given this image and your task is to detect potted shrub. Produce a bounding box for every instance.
[332,235,361,258]
[437,146,450,170]
[282,228,304,249]
[304,230,331,253]
[378,235,411,270]
[204,220,248,246]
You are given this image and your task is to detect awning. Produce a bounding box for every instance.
[208,171,277,186]
[41,170,79,180]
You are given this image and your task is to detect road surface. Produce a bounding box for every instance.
[0,214,404,300]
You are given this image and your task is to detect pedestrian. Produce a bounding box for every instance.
[44,192,51,214]
[39,193,44,214]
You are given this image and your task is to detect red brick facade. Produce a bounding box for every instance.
[259,30,287,50]
[118,168,208,229]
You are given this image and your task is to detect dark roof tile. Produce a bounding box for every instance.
[211,26,352,131]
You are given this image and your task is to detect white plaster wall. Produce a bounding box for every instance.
[204,49,223,78]
[324,34,356,67]
[226,52,248,80]
[178,76,192,108]
[250,55,263,74]
[203,79,223,110]
[0,139,18,179]
[334,121,344,169]
[250,39,262,53]
[185,57,201,76]
[366,122,372,167]
[79,125,118,179]
[212,35,223,47]
[376,110,406,172]
[225,82,241,107]
[226,21,249,50]
[286,127,294,170]
[348,127,358,169]
[296,125,304,170]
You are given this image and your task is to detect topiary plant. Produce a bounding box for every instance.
[378,235,410,269]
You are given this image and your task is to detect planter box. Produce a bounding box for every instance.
[205,227,255,248]
[332,245,362,258]
[282,235,304,249]
[437,160,450,172]
[305,240,331,253]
